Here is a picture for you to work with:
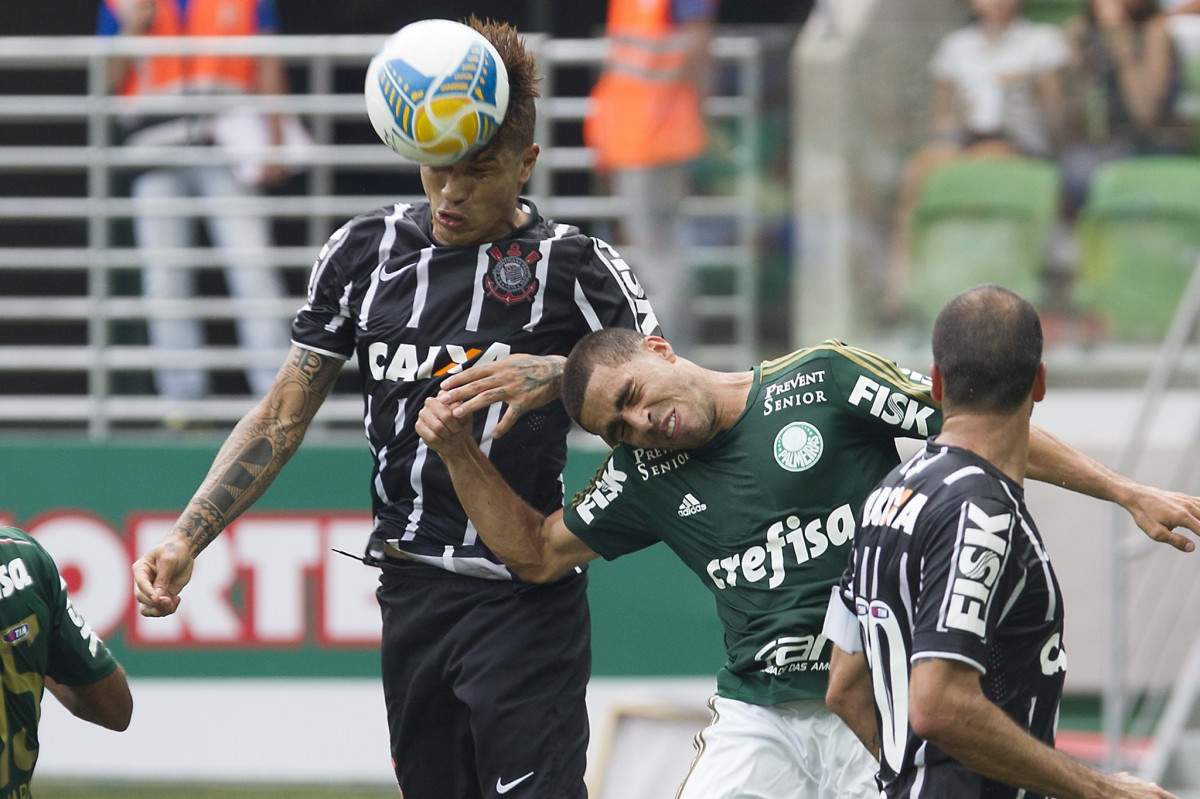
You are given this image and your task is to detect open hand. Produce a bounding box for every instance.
[438,354,565,439]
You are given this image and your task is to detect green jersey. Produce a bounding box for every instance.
[563,341,941,706]
[0,527,118,796]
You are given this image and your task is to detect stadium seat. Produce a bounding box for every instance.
[904,157,1061,325]
[1075,156,1200,340]
[1024,0,1084,26]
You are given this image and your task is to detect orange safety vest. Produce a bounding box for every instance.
[583,0,708,172]
[106,0,262,97]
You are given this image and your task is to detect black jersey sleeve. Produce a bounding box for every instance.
[575,238,661,337]
[911,492,1019,673]
[292,214,383,359]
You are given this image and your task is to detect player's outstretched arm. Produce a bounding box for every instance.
[910,658,1177,799]
[45,667,133,732]
[132,346,343,617]
[1027,426,1199,553]
[416,394,598,582]
[437,354,566,440]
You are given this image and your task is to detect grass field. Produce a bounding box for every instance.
[35,781,397,798]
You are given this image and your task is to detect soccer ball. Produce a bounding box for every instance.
[364,19,510,166]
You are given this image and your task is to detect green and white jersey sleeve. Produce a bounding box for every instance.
[563,341,940,707]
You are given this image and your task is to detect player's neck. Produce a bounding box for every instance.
[936,411,1033,487]
[714,369,756,433]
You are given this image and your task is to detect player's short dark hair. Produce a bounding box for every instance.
[562,328,646,427]
[932,284,1043,414]
[467,16,540,156]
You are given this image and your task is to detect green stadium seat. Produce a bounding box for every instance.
[1023,0,1085,26]
[904,157,1061,325]
[1075,156,1200,340]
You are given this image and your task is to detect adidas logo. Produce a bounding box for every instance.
[678,493,707,517]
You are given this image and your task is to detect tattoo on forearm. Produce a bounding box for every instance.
[179,348,342,552]
[180,498,230,553]
[516,356,563,393]
[210,437,274,509]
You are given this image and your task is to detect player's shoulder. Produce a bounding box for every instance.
[0,526,45,557]
[910,446,1019,518]
[323,202,433,267]
[351,201,431,238]
[0,527,58,587]
[566,446,637,519]
[768,340,929,387]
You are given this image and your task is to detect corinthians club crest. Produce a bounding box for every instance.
[484,242,541,306]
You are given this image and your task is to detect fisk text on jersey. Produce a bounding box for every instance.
[847,375,936,435]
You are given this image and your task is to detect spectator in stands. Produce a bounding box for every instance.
[98,0,294,407]
[584,0,718,353]
[883,0,1071,320]
[1059,0,1190,214]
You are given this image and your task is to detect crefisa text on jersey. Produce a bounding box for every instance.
[706,504,856,591]
[0,556,33,600]
[762,369,827,416]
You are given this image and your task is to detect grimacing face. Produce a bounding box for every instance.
[577,340,721,451]
[419,141,538,247]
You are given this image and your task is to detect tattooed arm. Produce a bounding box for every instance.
[132,345,343,617]
[437,354,566,440]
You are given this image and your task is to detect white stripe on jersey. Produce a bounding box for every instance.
[902,447,946,478]
[909,649,986,673]
[1003,480,1059,623]
[301,225,357,337]
[943,465,984,484]
[524,227,568,332]
[462,401,505,547]
[910,761,927,798]
[997,571,1027,626]
[303,221,351,308]
[407,248,431,329]
[467,244,489,332]
[592,238,658,333]
[403,440,429,541]
[374,449,391,506]
[574,278,605,331]
[359,203,412,331]
[899,551,914,625]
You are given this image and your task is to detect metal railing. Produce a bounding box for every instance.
[0,34,763,437]
[1109,253,1200,788]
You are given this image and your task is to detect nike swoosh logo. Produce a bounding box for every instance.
[496,771,535,794]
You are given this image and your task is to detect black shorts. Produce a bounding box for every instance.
[378,560,590,799]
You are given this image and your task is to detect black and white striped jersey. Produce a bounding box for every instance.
[836,440,1066,799]
[292,198,658,579]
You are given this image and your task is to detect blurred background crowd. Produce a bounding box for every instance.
[1,0,1198,434]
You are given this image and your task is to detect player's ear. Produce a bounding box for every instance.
[644,335,676,363]
[930,364,944,403]
[518,143,538,182]
[1031,362,1047,403]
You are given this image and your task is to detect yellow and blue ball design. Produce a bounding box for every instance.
[365,19,510,166]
